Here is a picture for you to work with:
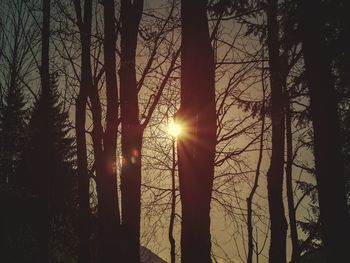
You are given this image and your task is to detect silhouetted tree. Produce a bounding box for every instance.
[327,0,350,210]
[169,135,177,263]
[299,0,350,261]
[18,72,77,261]
[296,179,322,254]
[285,96,300,263]
[0,0,34,185]
[119,0,144,261]
[0,71,27,184]
[265,1,288,262]
[22,1,51,260]
[89,0,121,261]
[72,0,93,261]
[246,70,266,263]
[177,0,216,262]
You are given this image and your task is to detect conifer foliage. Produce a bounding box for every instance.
[19,73,75,209]
[0,76,27,184]
[17,73,77,261]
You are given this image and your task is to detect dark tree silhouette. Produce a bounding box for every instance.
[119,0,144,261]
[265,0,288,262]
[0,67,27,184]
[285,96,300,263]
[177,0,216,262]
[280,3,301,261]
[89,0,121,261]
[299,0,350,261]
[246,72,266,263]
[18,73,76,261]
[72,0,93,261]
[0,0,36,185]
[169,136,177,263]
[31,0,50,260]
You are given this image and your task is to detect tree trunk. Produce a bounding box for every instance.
[169,138,176,263]
[178,0,216,262]
[103,0,122,258]
[39,0,50,261]
[299,0,350,261]
[41,0,50,97]
[247,79,266,263]
[285,99,299,263]
[120,129,142,263]
[93,0,121,261]
[266,1,288,262]
[75,87,91,263]
[119,0,144,261]
[73,0,93,262]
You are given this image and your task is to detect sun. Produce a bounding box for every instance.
[168,121,182,138]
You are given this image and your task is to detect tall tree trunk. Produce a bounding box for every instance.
[177,0,216,262]
[92,0,121,261]
[119,0,143,261]
[266,1,288,262]
[39,0,50,261]
[247,78,266,263]
[299,0,350,261]
[73,0,93,262]
[285,98,299,263]
[75,80,91,263]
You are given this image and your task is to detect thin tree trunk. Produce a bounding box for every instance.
[39,0,50,261]
[76,86,91,263]
[169,138,176,263]
[73,0,93,262]
[41,0,50,96]
[119,0,144,261]
[256,228,259,263]
[247,75,266,263]
[266,1,288,262]
[178,0,216,262]
[285,98,299,263]
[299,0,350,261]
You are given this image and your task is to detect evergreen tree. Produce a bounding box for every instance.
[0,74,27,184]
[19,73,74,202]
[17,72,77,261]
[299,0,350,260]
[296,174,323,252]
[328,0,350,208]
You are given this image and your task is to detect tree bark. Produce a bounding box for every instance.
[299,0,350,261]
[178,0,216,262]
[266,1,288,262]
[73,0,93,262]
[285,98,299,263]
[119,0,144,261]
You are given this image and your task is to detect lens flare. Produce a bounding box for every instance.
[168,121,182,138]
